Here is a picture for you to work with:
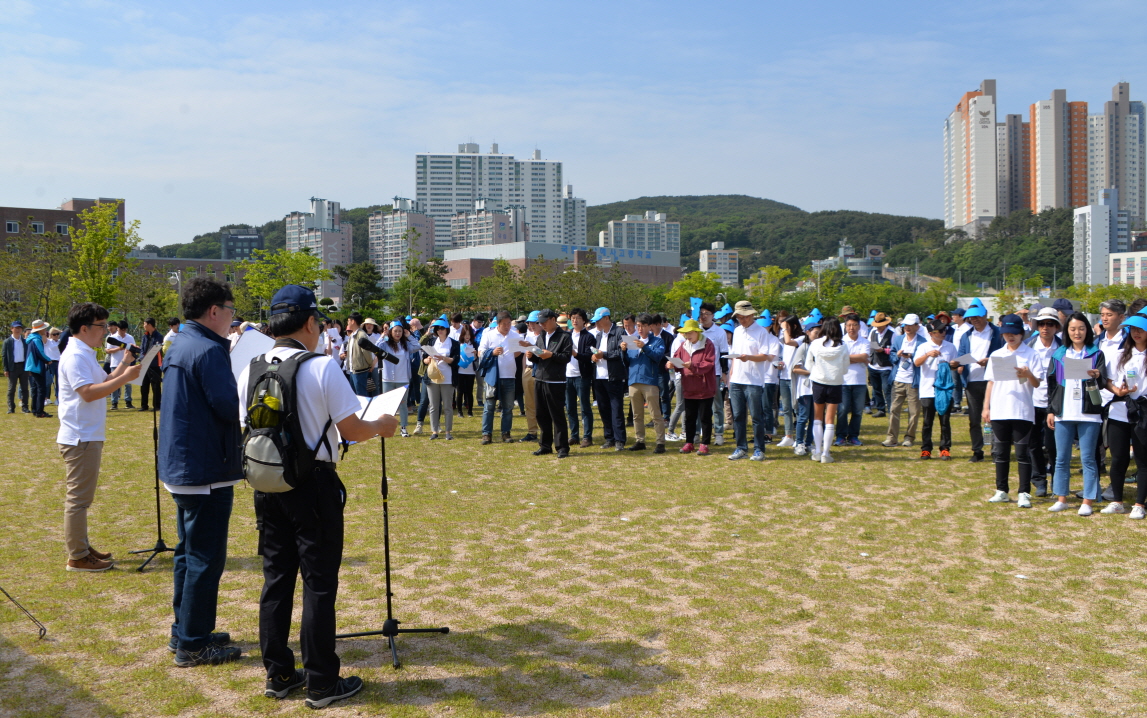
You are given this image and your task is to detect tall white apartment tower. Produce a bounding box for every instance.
[414,143,585,252]
[944,80,998,233]
[561,185,587,244]
[284,197,352,300]
[1087,83,1145,227]
[367,198,436,290]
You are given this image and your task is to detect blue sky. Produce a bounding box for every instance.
[3,0,1147,245]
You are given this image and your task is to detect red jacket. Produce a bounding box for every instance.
[674,338,716,399]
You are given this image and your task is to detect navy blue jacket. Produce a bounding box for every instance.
[158,321,242,486]
[957,323,1004,382]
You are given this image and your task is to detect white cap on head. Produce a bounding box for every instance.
[901,313,921,326]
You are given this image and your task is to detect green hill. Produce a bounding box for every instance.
[588,194,943,280]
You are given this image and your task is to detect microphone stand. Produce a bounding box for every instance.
[129,404,175,571]
[0,581,46,639]
[335,430,448,668]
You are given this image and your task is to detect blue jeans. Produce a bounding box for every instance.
[729,383,767,453]
[836,384,867,441]
[111,379,132,405]
[778,379,794,437]
[382,381,409,428]
[349,370,372,397]
[171,486,234,651]
[483,378,516,436]
[712,380,726,435]
[795,394,814,446]
[658,371,674,419]
[1053,420,1101,499]
[565,376,594,440]
[869,368,892,412]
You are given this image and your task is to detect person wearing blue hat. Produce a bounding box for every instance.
[527,309,574,458]
[422,318,460,440]
[957,301,1001,462]
[883,314,925,448]
[3,319,29,413]
[589,307,628,449]
[1024,307,1062,497]
[1106,313,1147,518]
[517,312,543,443]
[1051,298,1074,331]
[982,313,1042,505]
[948,308,970,412]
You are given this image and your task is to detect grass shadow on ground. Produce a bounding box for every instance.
[0,632,117,718]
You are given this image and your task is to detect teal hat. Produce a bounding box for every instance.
[591,307,610,322]
[430,319,449,329]
[527,310,541,323]
[714,303,733,320]
[1124,315,1147,332]
[679,313,689,326]
[964,304,987,318]
[808,308,823,320]
[721,321,735,332]
[755,309,773,328]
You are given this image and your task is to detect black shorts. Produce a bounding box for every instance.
[812,382,842,405]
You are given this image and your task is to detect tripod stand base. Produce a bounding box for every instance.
[334,622,450,669]
[129,539,175,572]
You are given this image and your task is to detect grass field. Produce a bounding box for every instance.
[2,402,1147,717]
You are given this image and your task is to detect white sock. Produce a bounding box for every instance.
[813,421,823,455]
[823,425,836,454]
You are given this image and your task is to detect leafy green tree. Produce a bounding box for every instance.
[920,279,957,314]
[665,271,724,317]
[68,200,140,306]
[236,248,333,304]
[338,261,385,307]
[745,266,793,310]
[0,223,74,322]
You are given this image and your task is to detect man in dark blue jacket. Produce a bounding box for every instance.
[159,278,243,667]
[956,305,1003,462]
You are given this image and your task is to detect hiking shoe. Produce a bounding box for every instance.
[918,451,931,460]
[988,490,1010,503]
[680,443,694,454]
[169,632,231,653]
[481,434,492,445]
[654,444,665,454]
[1131,505,1146,520]
[87,546,113,561]
[580,438,592,448]
[1101,502,1126,514]
[939,449,951,461]
[696,444,710,456]
[728,449,748,460]
[502,433,513,443]
[265,669,306,699]
[751,450,765,462]
[174,643,241,667]
[1017,492,1032,509]
[305,676,363,709]
[66,555,112,572]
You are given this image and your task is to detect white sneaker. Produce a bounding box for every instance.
[1100,502,1126,514]
[777,436,795,448]
[1130,505,1146,520]
[810,450,821,462]
[713,435,725,446]
[1078,503,1094,517]
[820,452,834,464]
[901,439,913,447]
[988,490,1010,503]
[1017,492,1032,508]
[794,443,808,456]
[1048,501,1070,512]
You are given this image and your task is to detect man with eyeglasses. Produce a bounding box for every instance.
[159,278,244,667]
[56,303,142,572]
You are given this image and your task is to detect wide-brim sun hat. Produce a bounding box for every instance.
[678,319,703,334]
[1123,315,1147,332]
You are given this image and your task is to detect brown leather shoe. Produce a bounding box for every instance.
[88,546,113,561]
[66,554,113,572]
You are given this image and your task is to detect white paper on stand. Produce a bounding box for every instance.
[128,345,162,385]
[229,330,276,383]
[954,353,979,366]
[990,355,1019,381]
[1063,357,1093,381]
[358,386,408,424]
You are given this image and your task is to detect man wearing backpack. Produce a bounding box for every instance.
[240,284,397,710]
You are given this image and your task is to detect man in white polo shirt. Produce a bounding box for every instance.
[727,301,777,461]
[835,312,870,446]
[57,302,141,572]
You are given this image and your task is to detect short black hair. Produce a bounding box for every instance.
[144,317,156,328]
[451,312,464,323]
[182,277,234,320]
[538,309,559,321]
[496,310,512,322]
[167,317,180,327]
[623,313,636,322]
[473,313,487,323]
[843,313,861,325]
[636,312,656,325]
[269,309,314,337]
[569,308,588,322]
[347,312,364,326]
[119,320,130,330]
[699,302,717,313]
[67,302,110,334]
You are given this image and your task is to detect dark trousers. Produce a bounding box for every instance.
[29,370,46,414]
[171,486,234,652]
[953,370,965,409]
[7,366,28,411]
[836,384,867,441]
[869,368,892,412]
[1029,406,1055,481]
[140,369,162,410]
[658,371,674,420]
[1107,420,1147,505]
[964,381,988,456]
[684,397,713,444]
[920,397,951,453]
[594,378,627,445]
[455,373,475,414]
[536,381,569,452]
[258,471,345,691]
[407,373,421,409]
[565,375,593,440]
[763,383,779,434]
[991,419,1033,493]
[348,370,372,397]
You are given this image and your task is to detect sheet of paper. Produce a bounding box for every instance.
[357,385,408,424]
[229,329,276,383]
[622,334,641,346]
[525,345,544,356]
[1063,357,1093,381]
[954,354,978,365]
[727,352,742,360]
[419,343,442,357]
[667,356,685,369]
[128,345,162,385]
[990,355,1018,380]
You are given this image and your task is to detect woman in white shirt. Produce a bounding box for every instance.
[789,321,819,456]
[982,314,1041,506]
[1105,314,1147,517]
[807,317,850,464]
[381,322,422,437]
[454,324,478,419]
[775,316,803,449]
[422,320,458,440]
[1046,313,1108,515]
[913,320,960,461]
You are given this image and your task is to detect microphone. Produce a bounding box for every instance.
[358,336,400,365]
[107,336,141,357]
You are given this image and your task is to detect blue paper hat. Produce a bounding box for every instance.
[964,304,987,318]
[1124,315,1147,332]
[714,303,732,320]
[869,310,877,318]
[808,308,823,320]
[722,321,736,332]
[756,309,773,328]
[689,297,703,320]
[679,313,689,326]
[430,319,449,329]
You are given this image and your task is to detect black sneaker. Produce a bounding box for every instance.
[168,631,231,654]
[173,643,242,667]
[125,402,134,409]
[518,433,538,443]
[968,453,984,463]
[627,442,646,451]
[654,444,665,454]
[305,676,363,709]
[265,669,306,699]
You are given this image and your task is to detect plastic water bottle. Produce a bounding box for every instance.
[983,424,992,438]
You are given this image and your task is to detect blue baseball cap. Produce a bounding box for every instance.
[269,285,328,320]
[951,307,966,316]
[999,313,1025,334]
[527,310,541,323]
[591,307,610,322]
[10,320,23,328]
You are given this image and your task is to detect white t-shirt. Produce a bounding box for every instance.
[984,343,1038,422]
[237,346,361,463]
[44,338,61,361]
[953,321,972,346]
[56,340,108,445]
[1098,331,1123,405]
[478,327,523,380]
[1109,347,1147,423]
[1058,347,1102,423]
[791,342,813,398]
[913,339,957,399]
[591,327,611,380]
[567,329,585,378]
[106,332,135,368]
[760,331,784,385]
[448,325,462,341]
[431,337,454,384]
[965,326,993,382]
[729,323,772,386]
[894,333,921,384]
[702,323,729,378]
[841,333,868,386]
[780,338,801,381]
[1028,338,1058,408]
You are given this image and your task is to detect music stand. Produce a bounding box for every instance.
[129,407,175,571]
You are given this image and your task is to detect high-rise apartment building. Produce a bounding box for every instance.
[284,197,352,300]
[367,198,436,290]
[561,185,586,244]
[220,226,264,261]
[414,143,586,251]
[699,241,739,286]
[598,211,681,253]
[996,114,1031,217]
[1075,188,1129,285]
[1029,90,1089,213]
[944,80,998,232]
[450,201,529,248]
[1087,83,1146,226]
